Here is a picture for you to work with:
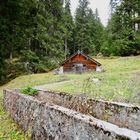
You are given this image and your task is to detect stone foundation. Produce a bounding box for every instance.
[3,89,140,140]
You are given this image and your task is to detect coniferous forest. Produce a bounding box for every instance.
[0,0,140,84]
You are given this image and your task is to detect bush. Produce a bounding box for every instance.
[21,87,39,96]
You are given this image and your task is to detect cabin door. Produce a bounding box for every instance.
[75,63,83,73]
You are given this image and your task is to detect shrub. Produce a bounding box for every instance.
[21,86,39,96]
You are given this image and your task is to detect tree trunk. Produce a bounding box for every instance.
[138,12,140,30]
[64,36,67,60]
[10,45,13,61]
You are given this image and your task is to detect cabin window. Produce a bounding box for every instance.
[83,64,86,67]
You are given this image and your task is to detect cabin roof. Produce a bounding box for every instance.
[61,50,101,66]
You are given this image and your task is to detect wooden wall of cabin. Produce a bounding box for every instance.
[62,54,97,72]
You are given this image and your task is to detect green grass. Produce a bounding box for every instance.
[0,72,81,139]
[0,98,29,139]
[0,56,140,139]
[48,56,140,104]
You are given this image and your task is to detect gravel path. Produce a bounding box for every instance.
[34,80,74,90]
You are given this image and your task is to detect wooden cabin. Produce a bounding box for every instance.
[60,51,101,73]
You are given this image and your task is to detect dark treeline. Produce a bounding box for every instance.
[0,0,140,84]
[102,0,140,56]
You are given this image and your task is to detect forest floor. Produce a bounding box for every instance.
[0,56,140,139]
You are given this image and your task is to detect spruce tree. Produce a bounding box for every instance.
[75,0,92,54]
[101,0,140,56]
[0,0,66,82]
[75,0,104,55]
[62,0,74,58]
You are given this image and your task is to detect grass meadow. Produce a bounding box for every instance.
[48,56,140,104]
[0,56,140,139]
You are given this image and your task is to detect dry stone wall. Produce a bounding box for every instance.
[37,90,140,132]
[3,89,140,140]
